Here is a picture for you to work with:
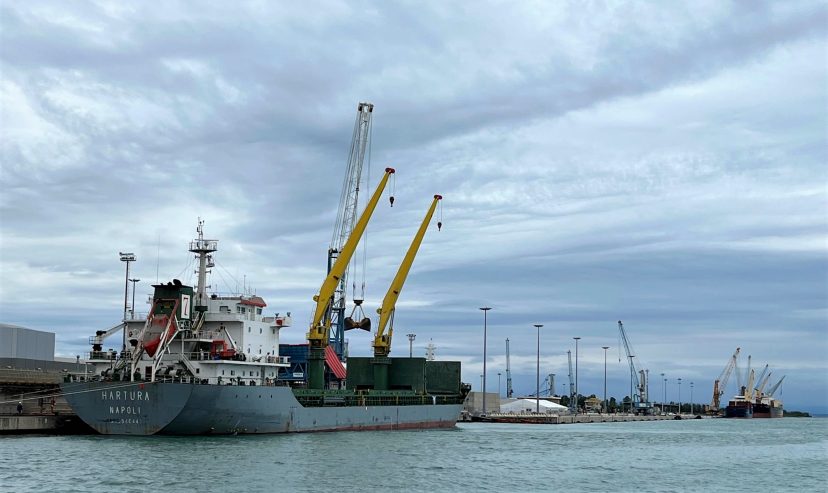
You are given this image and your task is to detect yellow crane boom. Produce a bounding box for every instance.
[306,167,395,389]
[711,347,740,411]
[373,194,442,358]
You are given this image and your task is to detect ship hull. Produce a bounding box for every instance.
[724,403,753,418]
[753,402,783,418]
[61,381,461,435]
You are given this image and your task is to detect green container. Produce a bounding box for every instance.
[388,358,426,393]
[425,361,461,394]
[345,357,374,390]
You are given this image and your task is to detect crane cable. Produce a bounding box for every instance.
[438,197,443,231]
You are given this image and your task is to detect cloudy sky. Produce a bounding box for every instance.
[1,1,826,412]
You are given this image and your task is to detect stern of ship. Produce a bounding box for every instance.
[61,380,193,435]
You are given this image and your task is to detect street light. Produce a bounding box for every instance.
[602,346,610,413]
[498,372,502,398]
[678,378,682,415]
[645,369,650,405]
[129,278,140,319]
[406,333,416,358]
[573,337,581,414]
[533,324,543,413]
[119,252,136,353]
[661,373,666,414]
[480,307,492,415]
[628,354,635,414]
[690,381,694,415]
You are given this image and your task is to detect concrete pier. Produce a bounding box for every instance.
[0,414,61,433]
[475,413,695,424]
[0,413,93,434]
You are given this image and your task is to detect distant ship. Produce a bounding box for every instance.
[724,376,785,419]
[61,219,468,435]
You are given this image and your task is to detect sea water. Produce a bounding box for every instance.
[1,418,826,492]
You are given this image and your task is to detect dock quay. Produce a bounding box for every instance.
[0,366,90,434]
[0,413,92,434]
[470,413,695,424]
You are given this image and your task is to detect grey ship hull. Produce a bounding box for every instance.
[61,381,461,435]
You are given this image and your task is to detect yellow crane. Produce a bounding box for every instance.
[371,194,442,390]
[306,167,395,389]
[711,347,740,411]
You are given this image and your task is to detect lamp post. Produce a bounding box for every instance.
[678,378,682,415]
[602,346,610,413]
[573,336,581,414]
[119,252,136,353]
[690,381,694,415]
[480,374,483,392]
[534,324,543,413]
[645,368,650,405]
[661,373,666,414]
[628,354,635,414]
[129,278,140,319]
[480,307,492,415]
[406,333,416,358]
[498,372,502,398]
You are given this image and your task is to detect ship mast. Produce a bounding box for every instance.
[189,219,217,313]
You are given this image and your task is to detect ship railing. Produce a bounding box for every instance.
[126,312,149,321]
[63,372,293,388]
[177,351,290,365]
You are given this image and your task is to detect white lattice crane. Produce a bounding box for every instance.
[329,102,375,360]
[617,321,653,415]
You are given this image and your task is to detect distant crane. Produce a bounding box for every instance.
[753,364,769,397]
[755,370,772,398]
[505,338,514,398]
[741,355,753,399]
[710,347,740,412]
[329,102,375,360]
[617,321,653,415]
[765,376,785,397]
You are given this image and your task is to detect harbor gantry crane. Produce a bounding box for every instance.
[371,195,442,390]
[329,102,375,360]
[617,321,653,415]
[505,338,514,398]
[710,347,740,412]
[307,167,395,390]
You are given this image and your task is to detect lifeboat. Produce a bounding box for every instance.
[144,315,176,357]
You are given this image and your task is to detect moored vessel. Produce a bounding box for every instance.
[61,215,468,435]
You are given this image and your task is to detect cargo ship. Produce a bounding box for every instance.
[723,370,785,419]
[62,205,468,435]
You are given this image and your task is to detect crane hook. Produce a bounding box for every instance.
[437,221,442,231]
[389,196,395,207]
